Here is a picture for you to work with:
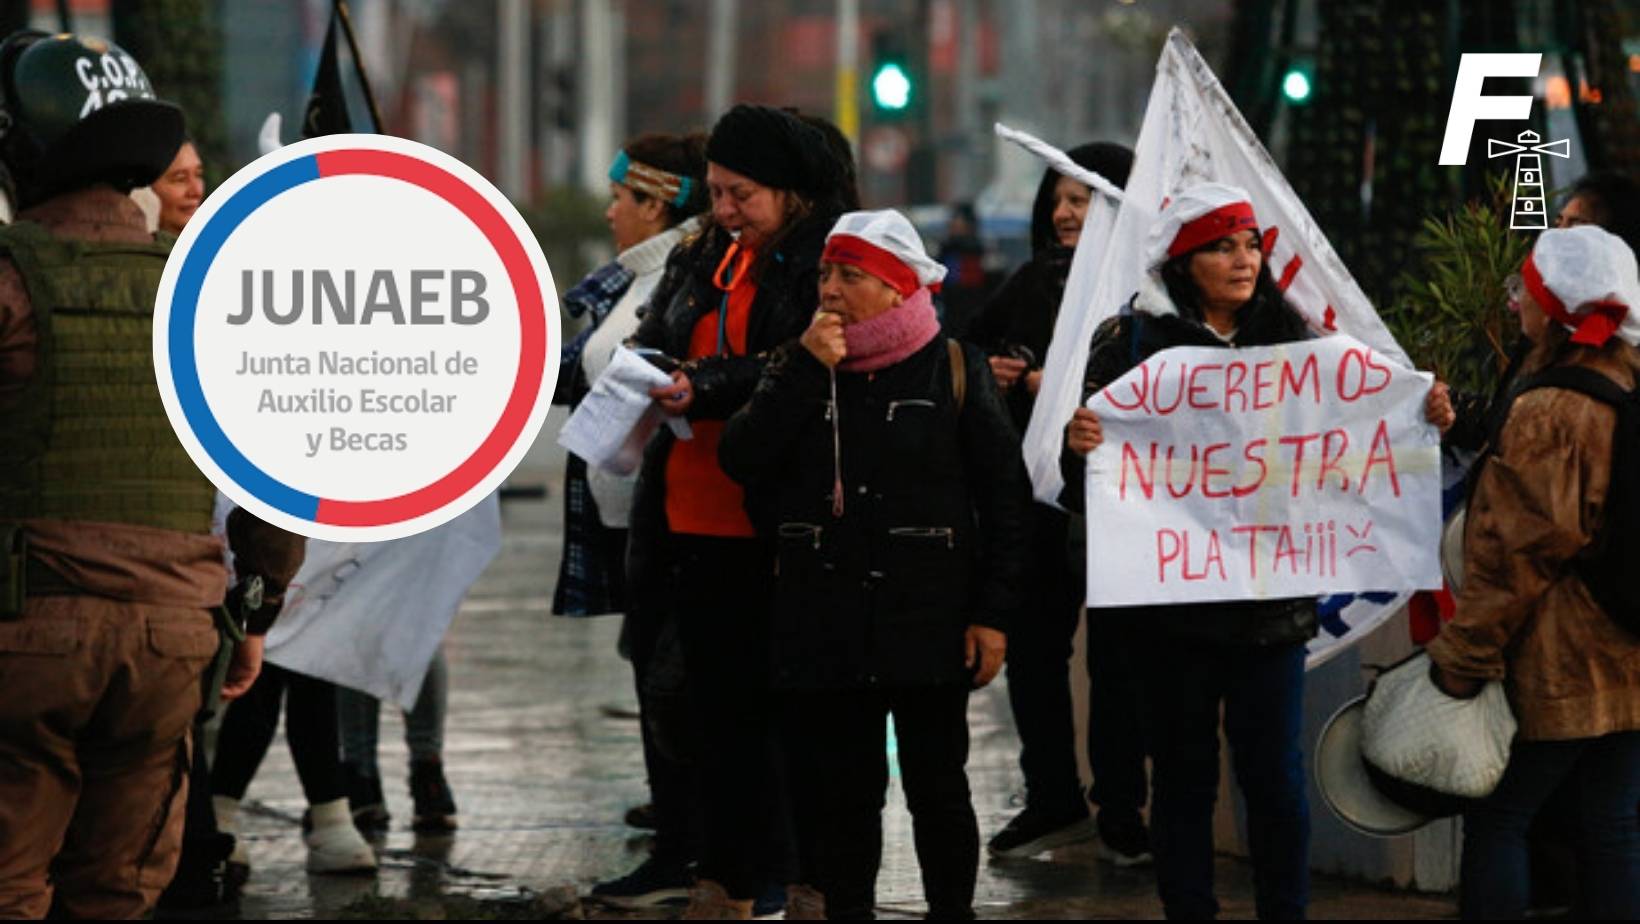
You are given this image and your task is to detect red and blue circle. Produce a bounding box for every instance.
[165,149,548,528]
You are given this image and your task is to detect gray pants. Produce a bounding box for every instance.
[336,648,448,775]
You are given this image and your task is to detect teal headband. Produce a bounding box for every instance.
[608,150,694,209]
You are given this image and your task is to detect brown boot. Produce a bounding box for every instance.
[785,883,825,920]
[681,879,754,920]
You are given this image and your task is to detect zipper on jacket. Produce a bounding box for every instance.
[888,526,955,550]
[778,522,823,550]
[885,398,936,421]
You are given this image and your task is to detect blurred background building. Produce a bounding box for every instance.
[7,0,1635,297]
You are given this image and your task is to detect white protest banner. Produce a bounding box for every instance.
[1085,336,1441,607]
[213,492,502,710]
[1011,28,1428,666]
[1020,28,1409,512]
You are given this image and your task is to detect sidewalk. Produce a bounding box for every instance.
[224,429,1457,919]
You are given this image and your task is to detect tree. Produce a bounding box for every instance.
[1285,0,1451,310]
[111,0,229,182]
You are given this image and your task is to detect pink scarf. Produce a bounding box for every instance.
[837,288,941,373]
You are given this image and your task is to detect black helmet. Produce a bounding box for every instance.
[0,30,184,207]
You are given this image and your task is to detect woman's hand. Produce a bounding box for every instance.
[988,356,1027,390]
[965,626,1006,688]
[801,310,847,368]
[1024,369,1043,396]
[649,370,694,415]
[1425,381,1456,434]
[1065,407,1103,455]
[220,635,264,701]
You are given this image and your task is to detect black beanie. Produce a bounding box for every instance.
[706,104,835,197]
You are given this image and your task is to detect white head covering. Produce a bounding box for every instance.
[1144,182,1260,270]
[1524,226,1640,348]
[822,209,947,295]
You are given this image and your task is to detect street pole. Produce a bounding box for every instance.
[954,0,978,196]
[498,0,526,201]
[705,0,736,120]
[836,0,859,148]
[578,0,616,193]
[545,0,573,187]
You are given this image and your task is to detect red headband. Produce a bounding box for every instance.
[1522,251,1630,347]
[821,234,923,296]
[1168,201,1259,258]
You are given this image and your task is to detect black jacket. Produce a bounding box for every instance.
[719,338,1031,689]
[625,213,838,616]
[1061,303,1319,648]
[963,248,1073,433]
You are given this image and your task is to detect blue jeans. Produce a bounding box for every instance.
[1461,731,1640,919]
[336,647,449,775]
[1137,638,1310,920]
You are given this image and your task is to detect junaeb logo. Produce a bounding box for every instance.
[1439,53,1571,230]
[154,134,560,542]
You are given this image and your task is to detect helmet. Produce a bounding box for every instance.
[0,31,184,207]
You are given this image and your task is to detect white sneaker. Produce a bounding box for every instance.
[212,796,251,872]
[303,798,378,874]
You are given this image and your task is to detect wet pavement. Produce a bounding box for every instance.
[226,422,1457,919]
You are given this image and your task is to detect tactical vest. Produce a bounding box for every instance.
[0,221,216,533]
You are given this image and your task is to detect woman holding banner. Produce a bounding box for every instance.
[1061,183,1454,920]
[1426,226,1640,920]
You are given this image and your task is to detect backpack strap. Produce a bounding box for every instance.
[947,338,966,414]
[1486,366,1633,453]
[1517,365,1632,406]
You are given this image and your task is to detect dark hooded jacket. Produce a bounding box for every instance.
[964,143,1133,433]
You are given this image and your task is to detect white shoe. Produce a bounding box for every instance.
[303,798,378,874]
[213,796,251,871]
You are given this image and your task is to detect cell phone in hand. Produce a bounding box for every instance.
[632,347,681,374]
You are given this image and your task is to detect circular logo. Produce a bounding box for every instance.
[154,134,560,541]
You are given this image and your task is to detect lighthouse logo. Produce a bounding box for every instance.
[1439,52,1576,231]
[1488,129,1571,229]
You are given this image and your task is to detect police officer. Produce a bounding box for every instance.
[0,31,304,918]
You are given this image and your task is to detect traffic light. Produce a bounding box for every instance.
[1282,60,1313,105]
[869,32,912,117]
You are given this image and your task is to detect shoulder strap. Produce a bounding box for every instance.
[1518,365,1632,407]
[947,338,966,414]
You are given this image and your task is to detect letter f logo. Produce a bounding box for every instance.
[1439,53,1541,165]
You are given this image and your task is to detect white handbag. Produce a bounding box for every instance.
[1359,651,1516,800]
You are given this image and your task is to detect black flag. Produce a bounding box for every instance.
[303,9,351,138]
[302,1,383,138]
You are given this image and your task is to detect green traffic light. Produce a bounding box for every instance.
[872,62,911,110]
[1282,69,1311,103]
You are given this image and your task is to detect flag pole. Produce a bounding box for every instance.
[334,0,385,132]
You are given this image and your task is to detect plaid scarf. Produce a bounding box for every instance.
[561,258,638,372]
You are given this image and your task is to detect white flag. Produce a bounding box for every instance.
[215,492,503,709]
[1019,28,1418,669]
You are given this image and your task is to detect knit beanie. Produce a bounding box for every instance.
[706,104,834,198]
